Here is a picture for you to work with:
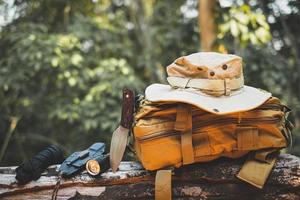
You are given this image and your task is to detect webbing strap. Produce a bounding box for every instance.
[236,125,259,150]
[174,105,192,131]
[254,149,277,164]
[175,105,194,165]
[237,150,278,189]
[155,170,172,200]
[167,76,244,96]
[181,129,194,164]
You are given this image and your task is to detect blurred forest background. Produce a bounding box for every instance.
[0,0,299,166]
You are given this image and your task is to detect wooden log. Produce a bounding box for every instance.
[0,154,299,200]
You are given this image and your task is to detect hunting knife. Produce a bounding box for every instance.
[110,88,135,172]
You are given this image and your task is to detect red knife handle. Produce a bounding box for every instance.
[121,88,135,129]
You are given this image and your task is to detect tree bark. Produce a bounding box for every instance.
[198,0,217,51]
[0,154,299,200]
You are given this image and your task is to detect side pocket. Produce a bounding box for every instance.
[193,131,211,157]
[236,125,259,150]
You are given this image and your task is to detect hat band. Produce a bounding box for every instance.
[167,76,244,96]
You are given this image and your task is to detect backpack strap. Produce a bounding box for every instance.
[237,149,278,189]
[155,170,172,200]
[175,105,194,165]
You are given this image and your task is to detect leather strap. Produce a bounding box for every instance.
[155,170,172,200]
[254,149,277,164]
[167,76,244,96]
[175,105,194,165]
[237,150,278,189]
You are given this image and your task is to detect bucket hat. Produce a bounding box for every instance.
[145,52,271,114]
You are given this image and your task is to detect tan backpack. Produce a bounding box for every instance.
[133,97,292,186]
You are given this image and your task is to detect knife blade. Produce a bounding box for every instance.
[109,88,135,172]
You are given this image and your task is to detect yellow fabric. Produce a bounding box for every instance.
[181,130,194,165]
[237,151,277,189]
[155,170,172,200]
[175,105,194,165]
[174,105,192,131]
[254,149,278,163]
[236,126,259,150]
[133,97,290,171]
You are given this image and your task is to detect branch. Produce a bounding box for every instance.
[0,154,299,199]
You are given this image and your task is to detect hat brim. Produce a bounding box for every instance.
[145,84,272,115]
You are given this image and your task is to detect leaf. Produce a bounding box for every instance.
[237,23,248,34]
[235,13,249,25]
[256,14,270,30]
[255,27,271,43]
[249,32,259,45]
[51,58,59,67]
[71,54,83,66]
[230,20,239,37]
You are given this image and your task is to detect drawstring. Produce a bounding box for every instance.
[184,78,191,88]
[52,173,62,200]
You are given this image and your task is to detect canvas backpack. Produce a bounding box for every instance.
[132,96,293,190]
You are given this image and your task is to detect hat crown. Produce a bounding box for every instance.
[167,52,243,79]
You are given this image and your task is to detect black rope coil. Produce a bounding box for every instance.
[15,145,64,184]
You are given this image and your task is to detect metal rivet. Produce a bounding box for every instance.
[210,71,215,76]
[213,108,219,112]
[222,64,228,70]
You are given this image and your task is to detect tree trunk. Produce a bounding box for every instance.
[0,154,299,200]
[198,0,217,51]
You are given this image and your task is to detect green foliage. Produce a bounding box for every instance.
[217,4,271,47]
[217,0,300,155]
[0,0,299,165]
[0,20,142,159]
[0,0,200,165]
